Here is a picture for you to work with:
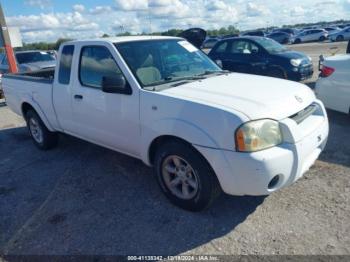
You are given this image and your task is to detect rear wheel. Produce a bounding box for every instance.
[336,35,344,42]
[154,140,221,211]
[25,110,58,150]
[319,36,326,41]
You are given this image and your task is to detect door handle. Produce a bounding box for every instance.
[74,94,83,100]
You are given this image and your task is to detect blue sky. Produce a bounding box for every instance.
[2,0,350,43]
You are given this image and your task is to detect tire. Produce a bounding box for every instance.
[336,35,344,42]
[25,110,58,150]
[319,36,326,41]
[154,140,221,212]
[294,38,301,44]
[268,68,286,79]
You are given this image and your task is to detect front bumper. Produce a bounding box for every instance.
[195,101,329,196]
[288,64,314,81]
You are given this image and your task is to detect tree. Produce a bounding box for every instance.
[54,38,73,50]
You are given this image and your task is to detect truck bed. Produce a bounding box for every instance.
[3,68,55,84]
[2,68,58,130]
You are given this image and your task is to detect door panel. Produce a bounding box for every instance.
[70,44,140,157]
[224,40,266,75]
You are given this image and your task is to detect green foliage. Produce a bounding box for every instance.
[116,31,132,36]
[15,38,73,51]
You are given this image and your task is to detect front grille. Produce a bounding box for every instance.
[290,103,319,124]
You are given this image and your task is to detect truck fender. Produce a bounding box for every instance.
[21,96,55,132]
[141,118,219,166]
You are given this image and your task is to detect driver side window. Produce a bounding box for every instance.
[79,46,122,89]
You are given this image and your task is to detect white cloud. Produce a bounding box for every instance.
[6,0,350,43]
[246,2,270,17]
[25,0,52,9]
[89,6,113,15]
[291,6,305,16]
[206,0,227,11]
[73,4,85,13]
[115,0,148,11]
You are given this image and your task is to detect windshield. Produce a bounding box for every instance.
[16,51,56,64]
[254,38,288,53]
[115,39,222,88]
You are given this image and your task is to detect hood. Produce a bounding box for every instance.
[161,73,316,120]
[273,50,309,60]
[21,61,56,71]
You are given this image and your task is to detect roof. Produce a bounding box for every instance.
[67,35,183,45]
[220,36,266,41]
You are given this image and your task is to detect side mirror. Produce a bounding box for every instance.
[102,75,132,95]
[215,59,223,68]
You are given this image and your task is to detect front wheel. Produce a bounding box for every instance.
[154,140,221,211]
[26,110,58,150]
[336,35,344,42]
[268,68,286,79]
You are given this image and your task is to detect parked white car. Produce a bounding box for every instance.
[315,55,350,114]
[2,36,329,211]
[293,29,328,44]
[329,27,350,42]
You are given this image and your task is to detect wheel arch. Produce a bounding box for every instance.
[148,135,193,166]
[267,65,288,79]
[21,101,55,131]
[143,119,219,166]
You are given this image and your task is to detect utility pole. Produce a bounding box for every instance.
[0,2,18,73]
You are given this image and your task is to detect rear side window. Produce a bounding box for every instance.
[58,45,74,85]
[79,46,122,89]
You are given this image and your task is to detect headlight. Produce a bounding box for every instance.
[235,119,283,152]
[290,58,302,67]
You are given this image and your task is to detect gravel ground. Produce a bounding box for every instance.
[0,41,349,256]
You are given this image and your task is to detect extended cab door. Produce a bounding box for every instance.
[68,43,140,157]
[53,45,76,130]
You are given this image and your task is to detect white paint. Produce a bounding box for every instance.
[315,54,350,114]
[8,27,23,48]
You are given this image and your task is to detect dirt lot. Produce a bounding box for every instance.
[0,41,349,256]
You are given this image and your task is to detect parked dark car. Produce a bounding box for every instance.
[273,28,298,36]
[241,30,265,37]
[266,32,292,44]
[208,36,313,81]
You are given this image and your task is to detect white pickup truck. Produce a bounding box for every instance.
[2,36,329,211]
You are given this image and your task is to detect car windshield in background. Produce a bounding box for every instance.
[16,52,55,64]
[115,40,222,88]
[254,38,288,53]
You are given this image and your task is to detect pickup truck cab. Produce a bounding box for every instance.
[2,36,329,211]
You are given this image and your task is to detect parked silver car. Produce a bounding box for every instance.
[293,29,328,44]
[329,27,350,42]
[0,50,56,74]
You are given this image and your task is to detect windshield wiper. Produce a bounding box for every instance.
[197,70,230,76]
